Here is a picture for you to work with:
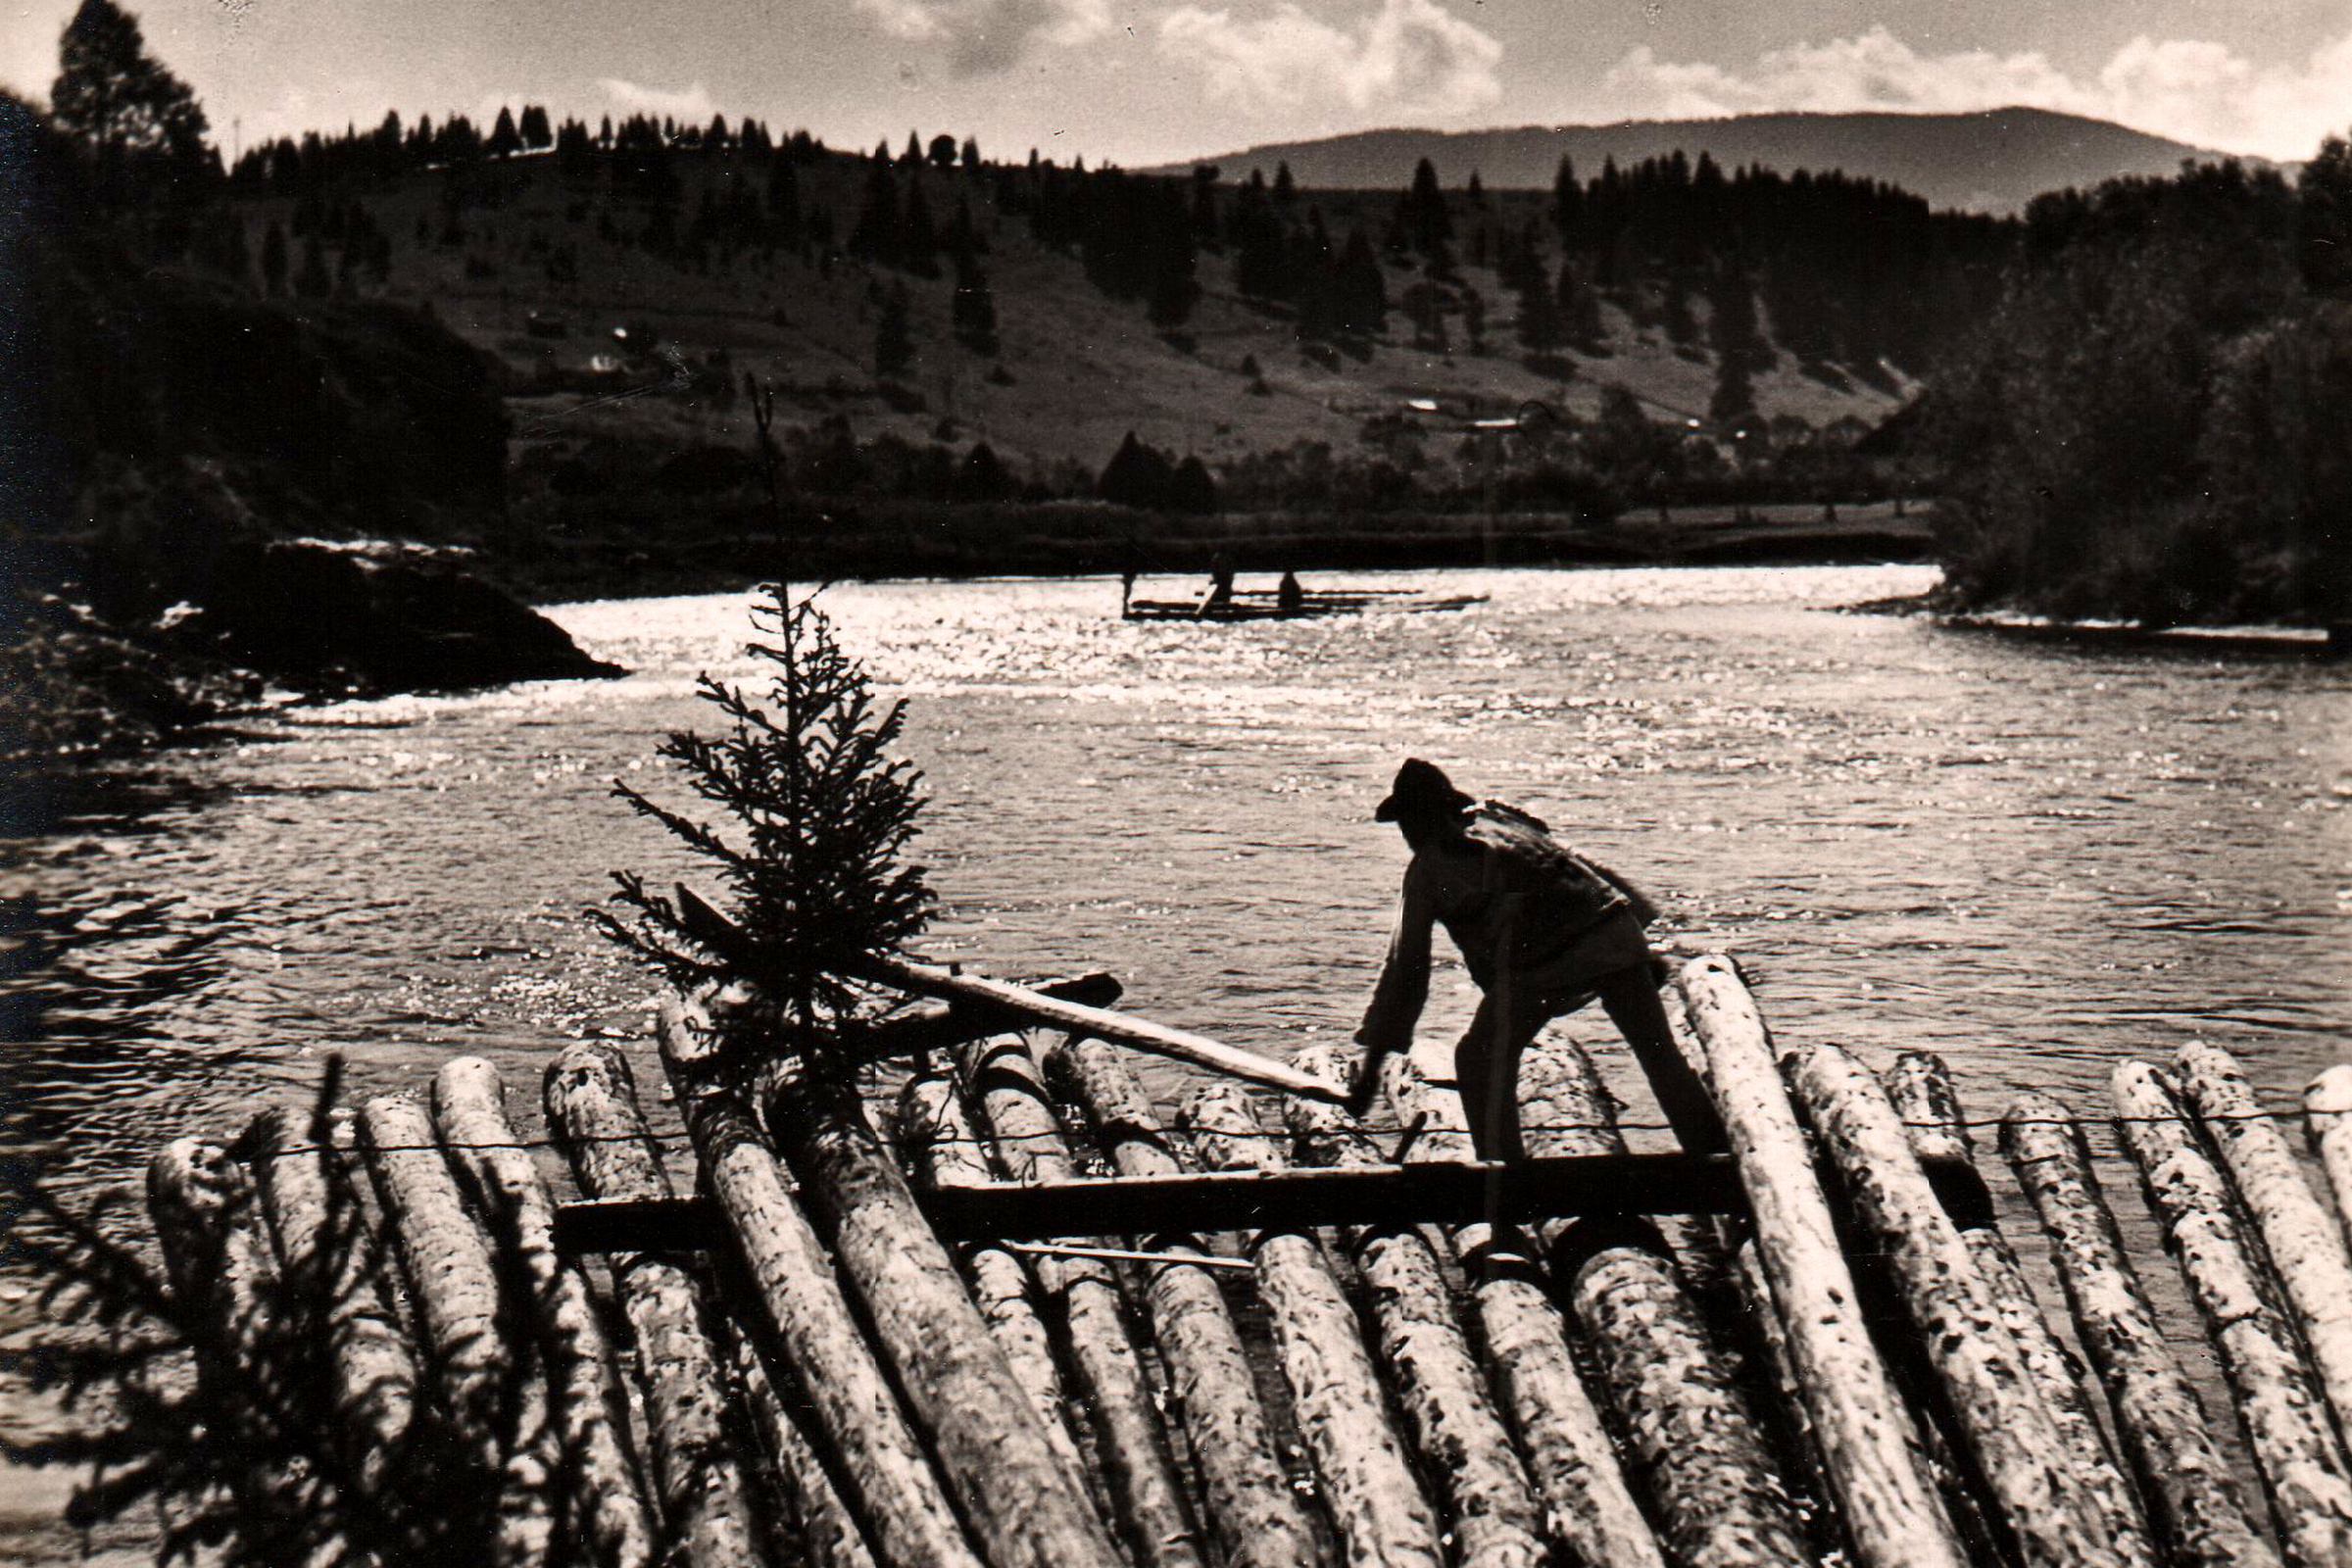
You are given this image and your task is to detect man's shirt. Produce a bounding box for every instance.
[1356,808,1635,1054]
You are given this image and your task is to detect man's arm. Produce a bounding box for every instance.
[1350,868,1434,1111]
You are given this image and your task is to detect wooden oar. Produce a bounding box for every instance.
[672,885,1342,1102]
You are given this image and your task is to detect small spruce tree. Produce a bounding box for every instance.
[874,280,914,376]
[601,582,934,1085]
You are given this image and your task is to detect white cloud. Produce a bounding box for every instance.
[1158,0,1503,118]
[857,0,1110,75]
[596,77,718,124]
[1592,24,2352,161]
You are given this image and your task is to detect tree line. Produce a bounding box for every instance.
[1924,148,2352,624]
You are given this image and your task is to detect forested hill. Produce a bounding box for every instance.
[191,113,2014,477]
[1170,108,2244,215]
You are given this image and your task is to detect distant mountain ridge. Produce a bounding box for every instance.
[1163,108,2254,214]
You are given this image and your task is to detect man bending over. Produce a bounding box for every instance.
[1348,759,1727,1160]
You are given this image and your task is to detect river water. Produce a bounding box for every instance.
[6,564,2350,1553]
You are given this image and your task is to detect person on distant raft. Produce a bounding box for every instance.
[1277,570,1305,612]
[1200,553,1236,616]
[1348,759,1727,1161]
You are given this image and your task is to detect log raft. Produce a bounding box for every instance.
[122,947,2352,1568]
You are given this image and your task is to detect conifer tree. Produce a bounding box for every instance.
[952,233,999,354]
[848,160,901,264]
[603,581,934,1084]
[259,220,286,295]
[1710,353,1756,426]
[902,178,939,276]
[873,280,914,376]
[1516,269,1564,352]
[1403,156,1451,256]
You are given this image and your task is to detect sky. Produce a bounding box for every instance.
[5,0,2348,171]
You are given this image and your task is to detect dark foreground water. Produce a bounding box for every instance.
[6,564,2349,1556]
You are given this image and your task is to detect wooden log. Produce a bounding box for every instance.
[1284,1044,1548,1568]
[359,1094,554,1568]
[2179,1042,2352,1446]
[1675,956,1967,1568]
[853,948,1339,1101]
[555,1151,1742,1252]
[669,884,1327,1098]
[1881,1055,2155,1568]
[1044,1033,1323,1568]
[148,1140,318,1539]
[893,1073,1098,1498]
[1373,1051,1667,1568]
[1182,1080,1447,1568]
[865,972,1123,1057]
[724,1298,883,1568]
[656,995,984,1568]
[762,1056,1128,1568]
[2002,1093,2281,1568]
[149,1138,276,1369]
[542,1042,765,1568]
[1728,1237,1839,1552]
[2303,1067,2352,1251]
[1788,1045,2125,1568]
[957,1032,1206,1568]
[1516,1041,1811,1568]
[434,1057,657,1568]
[247,1104,417,1495]
[2113,1060,2352,1568]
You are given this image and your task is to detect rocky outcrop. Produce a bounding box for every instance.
[144,537,621,695]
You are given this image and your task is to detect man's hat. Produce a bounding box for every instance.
[1374,758,1475,822]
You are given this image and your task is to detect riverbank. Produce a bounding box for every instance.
[1843,592,2349,660]
[496,498,1934,602]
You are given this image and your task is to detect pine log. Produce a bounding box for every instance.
[1516,1040,1811,1568]
[247,1105,417,1495]
[864,972,1122,1057]
[359,1094,555,1568]
[1728,1237,1838,1549]
[956,1032,1206,1568]
[148,1141,319,1537]
[893,1073,1098,1499]
[2113,1060,2352,1568]
[1788,1045,2125,1568]
[1285,1044,1547,1568]
[1880,1055,2155,1568]
[1043,1033,1323,1568]
[656,995,984,1568]
[434,1057,656,1568]
[1674,956,1967,1568]
[1373,1051,1667,1568]
[725,1301,884,1568]
[2001,1093,2280,1568]
[2303,1067,2352,1252]
[542,1042,765,1568]
[848,948,1337,1099]
[1182,1080,1446,1568]
[763,1059,1128,1568]
[2178,1042,2352,1446]
[148,1139,276,1372]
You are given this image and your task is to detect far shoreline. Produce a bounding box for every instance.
[499,498,1937,605]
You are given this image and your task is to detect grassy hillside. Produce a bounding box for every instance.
[237,144,1917,516]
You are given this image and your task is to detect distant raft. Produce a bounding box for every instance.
[1122,588,1490,622]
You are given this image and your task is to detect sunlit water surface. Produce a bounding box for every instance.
[7,564,2350,1555]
